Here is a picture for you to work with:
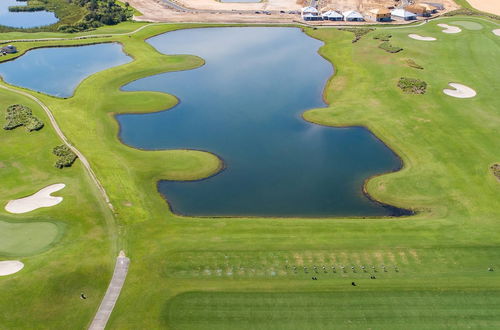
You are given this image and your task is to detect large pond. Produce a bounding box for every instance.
[0,0,58,28]
[118,27,406,217]
[0,43,132,97]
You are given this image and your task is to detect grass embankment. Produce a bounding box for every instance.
[0,17,499,328]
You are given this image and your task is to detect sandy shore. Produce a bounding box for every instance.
[443,83,477,98]
[466,0,500,16]
[0,260,24,276]
[5,183,66,214]
[408,34,436,41]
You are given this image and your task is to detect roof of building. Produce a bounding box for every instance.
[302,6,319,14]
[406,4,429,13]
[322,10,343,17]
[369,8,391,15]
[391,9,417,17]
[342,10,364,19]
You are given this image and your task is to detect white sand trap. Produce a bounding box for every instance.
[438,24,462,34]
[443,83,477,98]
[0,260,24,276]
[5,183,66,214]
[493,29,500,36]
[408,34,436,41]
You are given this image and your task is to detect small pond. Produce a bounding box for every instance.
[0,0,58,28]
[118,27,406,217]
[0,43,132,97]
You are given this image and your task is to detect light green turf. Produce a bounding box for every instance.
[0,16,498,329]
[0,220,60,256]
[450,20,484,30]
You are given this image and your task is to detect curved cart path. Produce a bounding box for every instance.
[88,252,130,330]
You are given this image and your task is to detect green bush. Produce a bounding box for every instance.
[8,5,46,12]
[406,59,424,70]
[53,145,78,169]
[373,33,392,41]
[491,164,500,181]
[379,41,403,53]
[397,77,427,94]
[339,28,375,43]
[4,104,44,131]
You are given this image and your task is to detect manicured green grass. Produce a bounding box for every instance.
[0,16,498,329]
[0,87,116,328]
[0,220,60,256]
[165,290,500,330]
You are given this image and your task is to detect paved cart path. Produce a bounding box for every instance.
[89,252,130,330]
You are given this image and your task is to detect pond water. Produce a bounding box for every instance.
[0,0,58,28]
[118,27,405,217]
[0,43,132,97]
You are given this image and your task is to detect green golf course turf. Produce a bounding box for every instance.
[0,14,498,329]
[0,220,60,256]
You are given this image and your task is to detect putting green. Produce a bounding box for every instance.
[0,220,60,257]
[451,21,484,30]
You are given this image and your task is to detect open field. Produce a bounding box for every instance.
[0,13,499,329]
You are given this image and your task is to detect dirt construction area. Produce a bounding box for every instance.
[128,0,459,24]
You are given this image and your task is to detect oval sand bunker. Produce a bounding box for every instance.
[438,24,462,34]
[0,260,24,276]
[443,83,477,98]
[5,183,66,214]
[408,34,436,41]
[493,29,500,36]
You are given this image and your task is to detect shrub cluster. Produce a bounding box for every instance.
[339,28,375,43]
[379,41,403,53]
[397,77,427,94]
[53,145,78,169]
[4,104,44,131]
[444,8,500,21]
[406,59,424,70]
[58,0,131,33]
[491,164,500,181]
[8,5,46,12]
[373,33,392,41]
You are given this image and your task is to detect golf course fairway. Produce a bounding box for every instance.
[0,15,498,329]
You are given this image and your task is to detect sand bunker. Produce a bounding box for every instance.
[443,83,477,98]
[5,184,66,214]
[438,24,462,34]
[493,29,500,36]
[408,34,436,41]
[0,260,24,276]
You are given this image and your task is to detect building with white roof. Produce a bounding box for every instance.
[322,10,343,21]
[342,10,364,21]
[301,6,321,21]
[391,9,417,20]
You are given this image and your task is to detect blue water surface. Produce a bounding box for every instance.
[0,43,132,97]
[118,28,404,217]
[0,0,58,28]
